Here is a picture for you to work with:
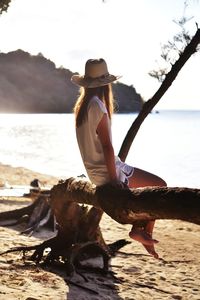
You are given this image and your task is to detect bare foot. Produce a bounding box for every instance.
[129,228,159,259]
[143,244,159,259]
[129,229,159,246]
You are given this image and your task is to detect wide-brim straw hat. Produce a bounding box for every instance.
[71,58,121,88]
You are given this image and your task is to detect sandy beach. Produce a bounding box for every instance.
[0,163,200,300]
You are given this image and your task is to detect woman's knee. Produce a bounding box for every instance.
[155,177,167,187]
[150,172,167,187]
[131,168,167,187]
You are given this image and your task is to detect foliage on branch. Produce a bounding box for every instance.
[0,0,12,14]
[149,1,198,82]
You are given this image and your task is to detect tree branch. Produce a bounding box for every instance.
[118,28,200,162]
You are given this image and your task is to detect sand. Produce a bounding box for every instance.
[0,163,200,300]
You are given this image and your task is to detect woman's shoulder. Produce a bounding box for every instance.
[89,96,106,112]
[89,95,102,106]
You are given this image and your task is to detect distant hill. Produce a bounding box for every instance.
[0,50,143,113]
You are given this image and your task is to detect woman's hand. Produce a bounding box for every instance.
[109,179,128,189]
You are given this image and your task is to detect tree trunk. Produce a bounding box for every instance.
[50,177,200,226]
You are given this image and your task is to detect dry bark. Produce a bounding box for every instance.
[0,185,129,275]
[50,177,200,226]
[0,192,55,235]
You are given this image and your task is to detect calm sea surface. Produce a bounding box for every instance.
[0,111,199,188]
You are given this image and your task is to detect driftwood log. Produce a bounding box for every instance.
[0,190,55,235]
[50,177,200,226]
[1,177,200,277]
[0,182,131,276]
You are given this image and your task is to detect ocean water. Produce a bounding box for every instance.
[0,111,199,188]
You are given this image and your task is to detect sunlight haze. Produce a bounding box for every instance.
[0,0,200,110]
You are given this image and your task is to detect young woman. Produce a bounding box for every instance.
[72,58,167,259]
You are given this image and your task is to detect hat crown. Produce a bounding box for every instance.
[85,59,109,79]
[71,58,120,88]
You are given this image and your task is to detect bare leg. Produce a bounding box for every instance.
[129,222,159,259]
[142,221,159,259]
[128,168,167,258]
[128,167,167,188]
[129,222,158,246]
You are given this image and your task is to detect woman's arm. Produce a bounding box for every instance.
[97,114,117,182]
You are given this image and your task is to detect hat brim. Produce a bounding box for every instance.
[71,74,121,88]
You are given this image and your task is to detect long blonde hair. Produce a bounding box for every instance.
[74,84,114,128]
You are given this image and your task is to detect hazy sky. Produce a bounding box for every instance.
[0,0,200,109]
